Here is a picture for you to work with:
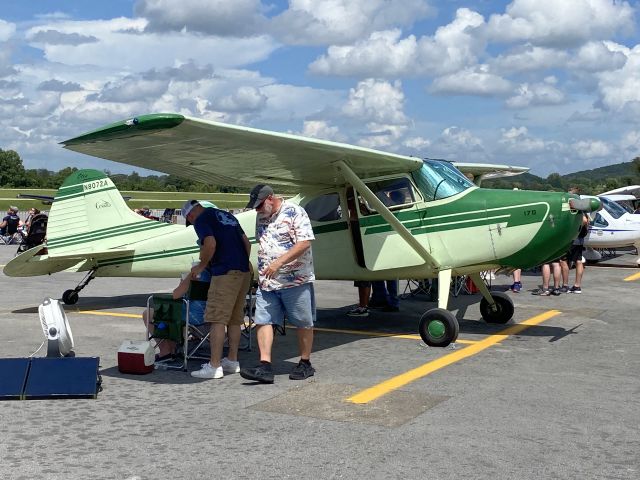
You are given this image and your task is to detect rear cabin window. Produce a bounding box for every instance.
[303,193,342,222]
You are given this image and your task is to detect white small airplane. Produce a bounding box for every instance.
[4,113,600,348]
[583,194,640,265]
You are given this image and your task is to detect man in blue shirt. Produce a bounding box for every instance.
[0,206,20,237]
[182,200,252,379]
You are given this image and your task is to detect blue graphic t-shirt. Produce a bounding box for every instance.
[194,208,249,276]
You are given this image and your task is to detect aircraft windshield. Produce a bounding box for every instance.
[599,196,628,219]
[411,159,474,201]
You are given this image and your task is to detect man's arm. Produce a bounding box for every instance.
[263,240,311,279]
[242,233,251,257]
[172,275,191,299]
[191,236,216,279]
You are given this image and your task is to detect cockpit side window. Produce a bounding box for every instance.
[411,159,474,201]
[592,213,609,228]
[303,193,342,222]
[358,177,419,215]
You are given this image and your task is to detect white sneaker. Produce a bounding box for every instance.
[191,362,223,379]
[221,357,240,374]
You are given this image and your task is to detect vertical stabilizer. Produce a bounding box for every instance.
[46,169,170,254]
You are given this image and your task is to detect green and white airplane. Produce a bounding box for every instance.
[4,113,600,347]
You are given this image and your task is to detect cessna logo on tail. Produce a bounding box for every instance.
[95,200,112,210]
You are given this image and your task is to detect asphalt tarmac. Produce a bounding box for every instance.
[0,246,638,480]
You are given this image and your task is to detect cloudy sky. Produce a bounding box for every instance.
[1,0,640,177]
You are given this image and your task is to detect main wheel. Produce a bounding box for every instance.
[62,289,79,305]
[418,308,459,347]
[479,292,514,324]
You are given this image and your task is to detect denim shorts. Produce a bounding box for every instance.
[254,283,316,329]
[182,300,206,326]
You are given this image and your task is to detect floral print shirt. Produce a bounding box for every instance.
[256,200,315,291]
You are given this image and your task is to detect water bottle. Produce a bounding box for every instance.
[191,261,201,280]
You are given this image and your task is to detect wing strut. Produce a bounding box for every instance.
[336,160,440,269]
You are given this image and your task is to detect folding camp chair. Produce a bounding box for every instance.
[184,280,212,362]
[16,213,48,254]
[400,279,431,299]
[146,294,189,371]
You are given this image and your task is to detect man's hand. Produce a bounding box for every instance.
[190,262,206,279]
[263,259,283,279]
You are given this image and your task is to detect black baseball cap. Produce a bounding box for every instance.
[246,184,273,209]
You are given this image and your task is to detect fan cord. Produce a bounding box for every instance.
[29,340,46,357]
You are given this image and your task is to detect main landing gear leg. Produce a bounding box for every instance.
[470,272,514,324]
[62,268,98,305]
[418,269,459,347]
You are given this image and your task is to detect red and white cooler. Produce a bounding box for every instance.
[117,340,155,374]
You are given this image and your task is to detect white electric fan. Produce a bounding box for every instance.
[38,298,75,357]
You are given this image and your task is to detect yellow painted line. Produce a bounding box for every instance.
[76,310,481,346]
[289,325,480,344]
[624,271,640,282]
[347,310,561,404]
[78,310,142,319]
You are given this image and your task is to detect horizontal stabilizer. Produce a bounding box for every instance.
[4,246,134,277]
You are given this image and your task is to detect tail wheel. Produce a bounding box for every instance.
[62,289,79,305]
[480,292,514,324]
[418,308,459,347]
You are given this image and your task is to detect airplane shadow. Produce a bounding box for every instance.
[12,294,153,314]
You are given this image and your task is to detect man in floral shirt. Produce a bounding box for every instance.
[240,185,316,383]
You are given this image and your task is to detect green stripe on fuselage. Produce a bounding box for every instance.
[97,245,200,267]
[361,202,545,236]
[48,221,172,249]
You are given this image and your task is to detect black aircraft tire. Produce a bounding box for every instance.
[62,289,79,305]
[418,308,459,347]
[480,292,514,324]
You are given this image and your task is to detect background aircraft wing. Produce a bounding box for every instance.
[17,193,55,205]
[62,113,423,188]
[454,162,529,186]
[599,185,640,197]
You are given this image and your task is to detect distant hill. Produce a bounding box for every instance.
[482,160,640,194]
[561,161,638,183]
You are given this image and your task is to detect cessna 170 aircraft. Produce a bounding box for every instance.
[3,113,600,348]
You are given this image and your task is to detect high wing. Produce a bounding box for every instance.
[454,162,529,186]
[61,113,423,188]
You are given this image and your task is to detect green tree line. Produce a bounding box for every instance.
[0,149,240,192]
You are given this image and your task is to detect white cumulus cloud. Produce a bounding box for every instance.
[310,8,485,77]
[594,44,640,112]
[0,19,16,41]
[498,126,547,153]
[135,0,268,37]
[298,120,345,142]
[491,45,568,74]
[486,0,635,48]
[430,66,512,96]
[27,18,279,71]
[271,0,434,46]
[342,79,407,125]
[569,40,628,72]
[572,139,611,159]
[506,77,565,108]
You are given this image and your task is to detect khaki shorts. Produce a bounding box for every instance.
[204,270,252,326]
